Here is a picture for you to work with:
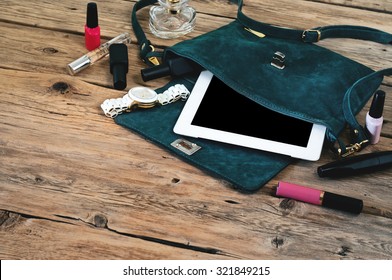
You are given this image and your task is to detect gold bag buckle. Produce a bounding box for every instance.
[142,44,160,66]
[302,29,321,42]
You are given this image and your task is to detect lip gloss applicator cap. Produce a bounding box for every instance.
[85,2,101,51]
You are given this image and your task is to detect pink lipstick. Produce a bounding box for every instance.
[276,181,363,214]
[85,2,100,51]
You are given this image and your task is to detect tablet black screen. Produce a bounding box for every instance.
[191,76,312,147]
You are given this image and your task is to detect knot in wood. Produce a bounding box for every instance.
[272,236,284,248]
[43,47,59,54]
[279,198,295,210]
[0,211,21,228]
[52,82,70,94]
[338,246,351,256]
[171,178,180,184]
[35,176,44,184]
[93,214,108,228]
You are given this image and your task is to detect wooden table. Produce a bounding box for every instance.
[1,0,391,260]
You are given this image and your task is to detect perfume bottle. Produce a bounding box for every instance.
[149,0,196,39]
[67,32,131,75]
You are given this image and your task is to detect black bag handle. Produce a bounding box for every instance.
[131,0,163,66]
[236,0,392,44]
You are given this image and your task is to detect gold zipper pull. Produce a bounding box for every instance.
[148,56,160,66]
[244,27,266,38]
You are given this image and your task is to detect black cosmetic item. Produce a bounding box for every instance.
[322,192,363,214]
[109,44,128,90]
[141,57,202,81]
[317,151,392,178]
[86,2,98,28]
[369,90,385,118]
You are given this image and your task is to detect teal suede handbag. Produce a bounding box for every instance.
[115,0,391,192]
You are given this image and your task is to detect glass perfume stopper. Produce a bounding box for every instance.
[149,0,196,39]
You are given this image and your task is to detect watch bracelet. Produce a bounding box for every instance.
[101,84,190,118]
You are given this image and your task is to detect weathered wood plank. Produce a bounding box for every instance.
[0,210,227,259]
[1,0,391,33]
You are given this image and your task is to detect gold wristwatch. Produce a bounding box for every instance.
[101,84,190,118]
[125,87,159,110]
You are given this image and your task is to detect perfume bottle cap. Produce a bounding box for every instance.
[369,90,385,118]
[67,55,91,75]
[109,44,129,90]
[86,2,99,28]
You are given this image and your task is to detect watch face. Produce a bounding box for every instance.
[128,87,157,104]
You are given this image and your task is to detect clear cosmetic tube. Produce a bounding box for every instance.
[67,32,131,75]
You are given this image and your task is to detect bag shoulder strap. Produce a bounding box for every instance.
[132,0,161,65]
[236,0,392,44]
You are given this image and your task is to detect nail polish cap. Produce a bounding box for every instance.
[86,2,99,28]
[369,90,385,118]
[109,44,129,90]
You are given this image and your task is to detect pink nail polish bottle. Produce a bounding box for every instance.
[366,90,385,144]
[85,2,100,51]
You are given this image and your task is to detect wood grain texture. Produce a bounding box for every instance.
[0,0,391,260]
[0,0,390,83]
[306,0,392,12]
[0,210,231,260]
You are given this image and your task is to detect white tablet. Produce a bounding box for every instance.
[173,70,326,161]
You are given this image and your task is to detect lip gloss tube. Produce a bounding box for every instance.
[67,32,131,75]
[276,181,363,214]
